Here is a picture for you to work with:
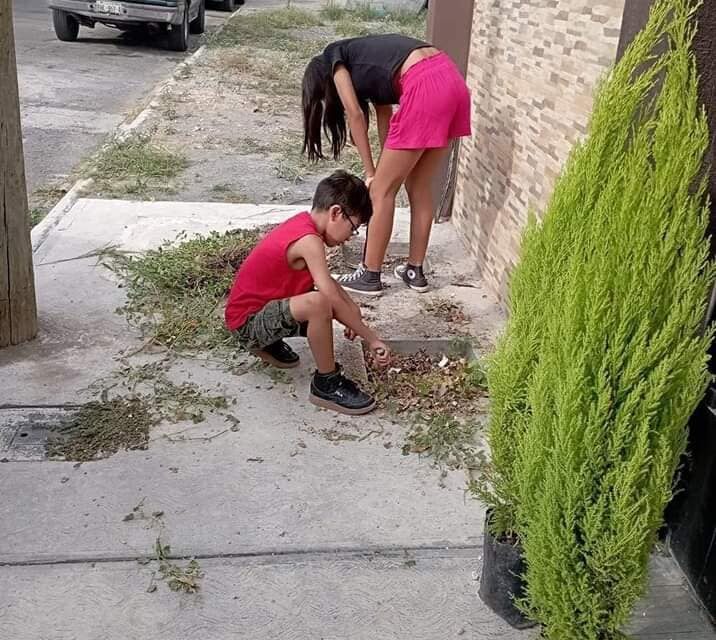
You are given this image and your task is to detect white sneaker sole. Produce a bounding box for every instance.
[249,349,300,369]
[339,283,384,297]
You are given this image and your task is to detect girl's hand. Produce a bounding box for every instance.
[365,175,375,189]
[344,327,357,341]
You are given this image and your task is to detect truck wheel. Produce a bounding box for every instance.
[167,6,189,51]
[221,0,235,11]
[52,9,80,42]
[189,0,206,34]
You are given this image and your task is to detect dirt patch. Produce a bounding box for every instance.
[209,182,250,203]
[364,347,487,418]
[320,427,361,443]
[298,417,386,446]
[84,4,424,205]
[420,296,471,327]
[363,346,488,472]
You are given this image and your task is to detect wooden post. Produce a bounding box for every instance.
[0,0,37,347]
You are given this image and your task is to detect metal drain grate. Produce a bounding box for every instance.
[0,407,79,462]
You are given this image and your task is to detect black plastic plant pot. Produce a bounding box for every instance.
[479,510,537,630]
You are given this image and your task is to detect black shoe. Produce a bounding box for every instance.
[394,263,429,293]
[334,263,383,296]
[310,364,376,415]
[251,339,300,369]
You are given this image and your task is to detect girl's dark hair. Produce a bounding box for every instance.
[302,55,370,163]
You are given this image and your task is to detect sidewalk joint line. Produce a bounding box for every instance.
[1,543,482,569]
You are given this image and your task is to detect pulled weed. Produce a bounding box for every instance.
[106,227,275,350]
[47,398,153,462]
[153,537,202,593]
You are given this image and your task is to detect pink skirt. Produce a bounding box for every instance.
[386,52,472,150]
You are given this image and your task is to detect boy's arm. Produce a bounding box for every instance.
[336,277,361,313]
[290,235,386,350]
[332,281,364,341]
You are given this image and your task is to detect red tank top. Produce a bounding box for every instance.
[225,212,319,331]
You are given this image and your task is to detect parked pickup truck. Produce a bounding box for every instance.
[47,0,206,51]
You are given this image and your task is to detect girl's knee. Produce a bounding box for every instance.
[371,175,403,200]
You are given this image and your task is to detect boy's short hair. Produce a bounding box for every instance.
[312,171,373,225]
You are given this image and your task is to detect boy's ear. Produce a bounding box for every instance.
[328,204,342,220]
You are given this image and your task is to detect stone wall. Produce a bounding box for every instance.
[452,0,626,301]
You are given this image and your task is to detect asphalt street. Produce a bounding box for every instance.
[12,0,227,194]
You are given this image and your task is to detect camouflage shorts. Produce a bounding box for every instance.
[235,299,304,350]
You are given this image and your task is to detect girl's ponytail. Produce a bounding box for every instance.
[302,55,349,162]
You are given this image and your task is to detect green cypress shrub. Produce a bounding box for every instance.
[475,0,685,539]
[507,0,714,637]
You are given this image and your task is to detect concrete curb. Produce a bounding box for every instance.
[31,178,94,253]
[31,6,244,254]
[114,43,207,141]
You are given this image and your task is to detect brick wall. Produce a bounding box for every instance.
[452,0,626,301]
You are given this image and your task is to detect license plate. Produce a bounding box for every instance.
[94,1,123,15]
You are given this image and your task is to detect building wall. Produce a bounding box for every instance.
[452,0,626,301]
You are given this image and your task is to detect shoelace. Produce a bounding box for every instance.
[336,264,366,283]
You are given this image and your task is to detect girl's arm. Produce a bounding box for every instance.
[375,104,393,151]
[333,65,375,180]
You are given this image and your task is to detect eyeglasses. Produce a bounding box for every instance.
[341,210,361,236]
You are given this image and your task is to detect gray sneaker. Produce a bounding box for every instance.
[334,263,383,296]
[394,263,429,292]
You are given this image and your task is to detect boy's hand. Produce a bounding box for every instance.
[369,339,391,367]
[344,327,357,341]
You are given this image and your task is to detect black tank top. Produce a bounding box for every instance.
[322,34,431,105]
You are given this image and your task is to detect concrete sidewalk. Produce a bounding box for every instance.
[1,198,711,639]
[0,197,527,639]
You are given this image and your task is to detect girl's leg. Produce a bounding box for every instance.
[404,147,451,267]
[362,147,423,272]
